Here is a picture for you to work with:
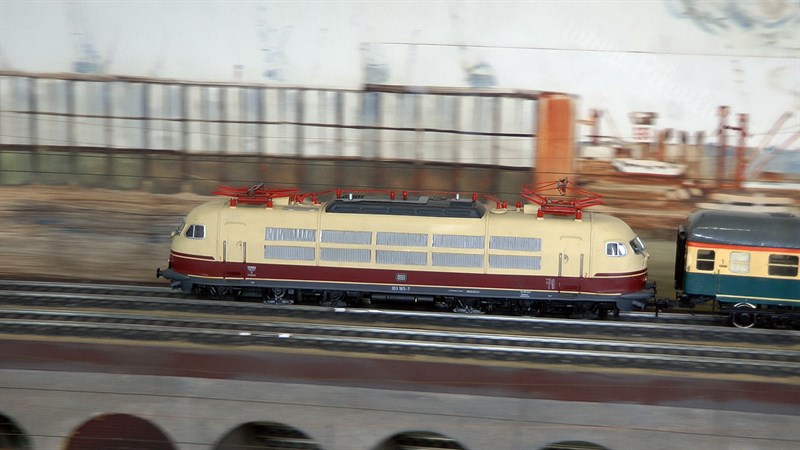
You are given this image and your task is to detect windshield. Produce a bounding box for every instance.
[630,236,646,255]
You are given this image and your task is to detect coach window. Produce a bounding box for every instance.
[185,224,205,239]
[730,251,750,274]
[768,254,799,277]
[696,249,715,271]
[605,242,627,257]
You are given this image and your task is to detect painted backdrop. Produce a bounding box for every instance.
[1,0,798,146]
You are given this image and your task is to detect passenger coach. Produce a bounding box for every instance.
[675,210,800,327]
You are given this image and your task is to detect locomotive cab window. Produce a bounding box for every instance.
[185,224,205,239]
[605,242,628,257]
[696,249,715,271]
[768,254,799,277]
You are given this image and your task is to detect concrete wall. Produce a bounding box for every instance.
[2,369,797,450]
[0,144,533,198]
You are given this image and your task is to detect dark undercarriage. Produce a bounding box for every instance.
[158,268,658,319]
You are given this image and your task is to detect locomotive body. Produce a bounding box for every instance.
[675,210,800,327]
[159,190,652,314]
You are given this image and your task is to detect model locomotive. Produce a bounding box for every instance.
[158,180,652,317]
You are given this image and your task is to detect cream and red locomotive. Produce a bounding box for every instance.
[158,181,653,316]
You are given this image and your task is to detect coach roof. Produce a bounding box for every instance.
[684,210,800,250]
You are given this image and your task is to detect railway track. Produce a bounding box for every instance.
[1,281,799,380]
[1,307,798,378]
[0,279,795,344]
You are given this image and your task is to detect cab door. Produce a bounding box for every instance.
[558,236,584,293]
[223,222,247,279]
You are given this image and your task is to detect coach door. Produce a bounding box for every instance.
[223,222,247,279]
[558,236,584,293]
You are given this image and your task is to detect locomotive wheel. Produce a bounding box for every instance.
[517,299,534,315]
[324,290,346,307]
[264,288,292,305]
[570,302,593,319]
[732,302,757,328]
[207,285,226,300]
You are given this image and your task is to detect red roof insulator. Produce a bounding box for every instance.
[472,193,478,202]
[403,191,408,200]
[390,191,396,200]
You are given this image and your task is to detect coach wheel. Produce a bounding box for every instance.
[732,302,757,328]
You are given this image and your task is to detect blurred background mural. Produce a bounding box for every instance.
[0,0,798,282]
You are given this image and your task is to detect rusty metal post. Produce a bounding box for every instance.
[591,109,600,145]
[680,131,688,164]
[535,93,575,185]
[734,113,748,188]
[656,129,667,162]
[717,106,729,186]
